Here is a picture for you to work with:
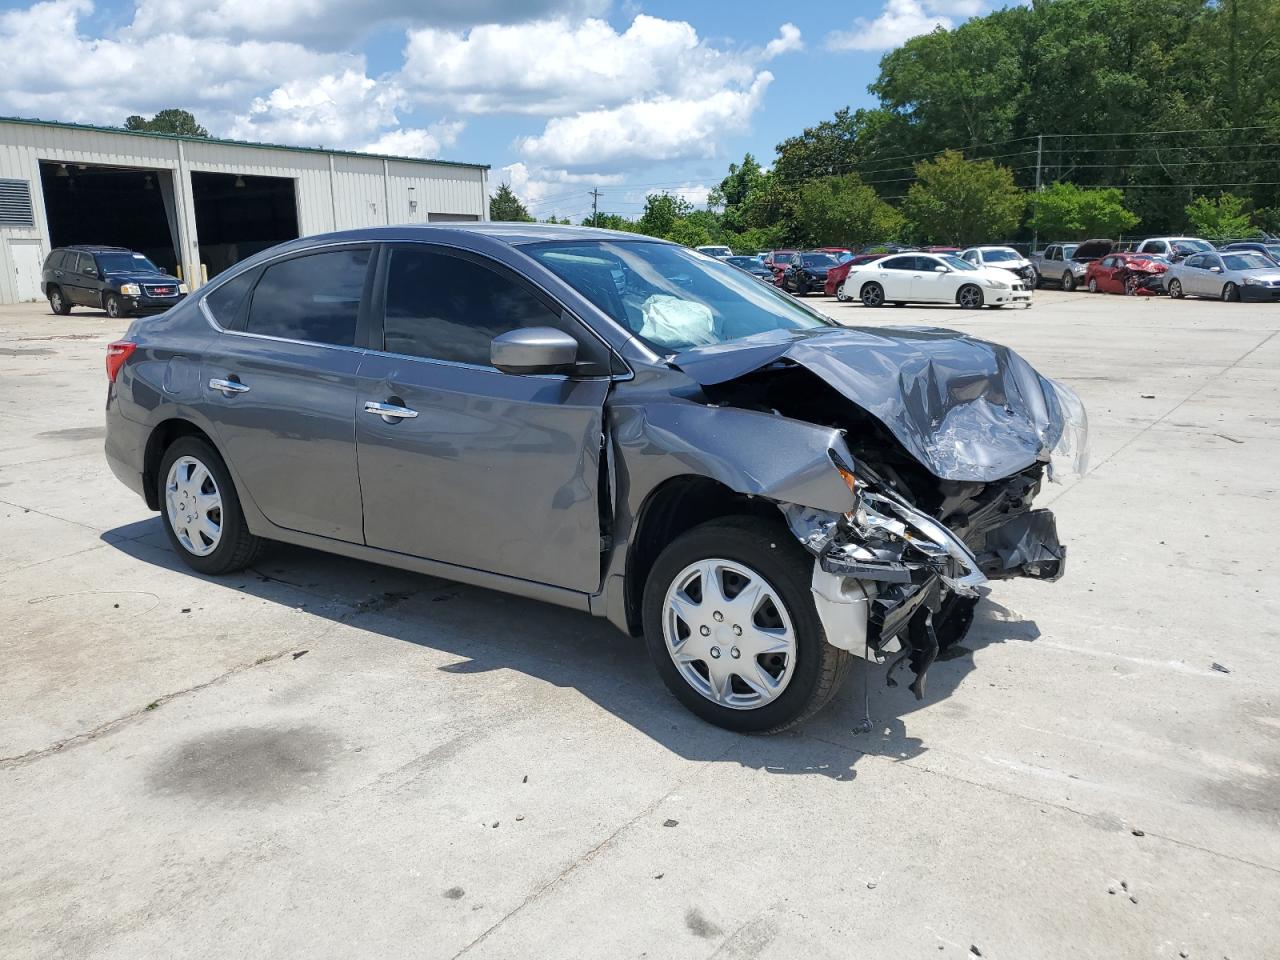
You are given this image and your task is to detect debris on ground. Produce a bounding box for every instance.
[663,819,679,828]
[491,821,499,828]
[1215,433,1243,444]
[292,650,308,659]
[1140,393,1156,399]
[180,608,191,613]
[1212,662,1231,674]
[515,815,524,821]
[970,946,983,957]
[522,775,528,784]
[1132,828,1145,837]
[654,873,664,880]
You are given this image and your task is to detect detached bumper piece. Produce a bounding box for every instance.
[788,469,1067,702]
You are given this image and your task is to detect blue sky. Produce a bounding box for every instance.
[0,0,998,220]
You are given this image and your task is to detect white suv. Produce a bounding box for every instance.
[1134,237,1215,261]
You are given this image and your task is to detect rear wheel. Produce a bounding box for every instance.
[860,282,885,307]
[1087,277,1099,294]
[836,285,851,302]
[48,286,71,315]
[957,284,984,309]
[1222,282,1240,302]
[642,517,852,733]
[158,436,265,575]
[1168,278,1184,299]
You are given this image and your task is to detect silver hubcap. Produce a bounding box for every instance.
[662,559,796,710]
[1171,281,1181,297]
[108,299,118,317]
[51,292,61,309]
[165,456,223,556]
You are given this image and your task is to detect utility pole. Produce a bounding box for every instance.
[589,188,601,226]
[1032,133,1044,253]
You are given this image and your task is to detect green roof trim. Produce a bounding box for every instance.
[0,115,490,171]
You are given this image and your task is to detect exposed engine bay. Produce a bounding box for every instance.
[673,326,1088,700]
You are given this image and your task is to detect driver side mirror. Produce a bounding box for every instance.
[934,265,949,273]
[1209,265,1222,273]
[491,327,578,375]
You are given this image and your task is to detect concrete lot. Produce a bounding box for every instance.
[2,288,1278,959]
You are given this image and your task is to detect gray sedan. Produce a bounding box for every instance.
[103,224,1086,732]
[1165,250,1280,302]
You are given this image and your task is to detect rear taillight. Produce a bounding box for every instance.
[106,341,136,382]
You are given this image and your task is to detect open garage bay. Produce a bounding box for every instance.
[1,291,1278,958]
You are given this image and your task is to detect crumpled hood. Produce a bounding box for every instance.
[672,326,1088,483]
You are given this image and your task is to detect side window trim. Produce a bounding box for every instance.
[367,241,624,379]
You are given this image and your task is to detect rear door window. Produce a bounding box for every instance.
[245,248,371,347]
[880,256,916,271]
[204,270,259,328]
[379,246,611,374]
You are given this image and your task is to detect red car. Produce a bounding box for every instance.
[763,249,797,286]
[1085,252,1169,296]
[826,253,886,298]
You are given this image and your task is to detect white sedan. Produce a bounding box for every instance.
[839,253,1032,309]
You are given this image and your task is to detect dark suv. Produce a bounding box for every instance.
[42,246,187,318]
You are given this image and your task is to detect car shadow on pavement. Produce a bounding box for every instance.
[103,522,1040,781]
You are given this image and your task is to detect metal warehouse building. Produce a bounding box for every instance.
[0,116,490,305]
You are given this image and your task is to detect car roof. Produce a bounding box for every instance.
[58,245,133,253]
[281,222,674,248]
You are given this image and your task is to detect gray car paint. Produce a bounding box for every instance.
[105,223,1074,645]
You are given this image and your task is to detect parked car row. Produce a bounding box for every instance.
[1031,236,1280,302]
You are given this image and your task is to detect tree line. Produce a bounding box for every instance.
[493,0,1279,250]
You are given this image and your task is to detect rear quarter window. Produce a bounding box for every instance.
[203,270,258,328]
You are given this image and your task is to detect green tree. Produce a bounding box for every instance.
[636,192,693,238]
[1185,193,1254,239]
[793,174,905,247]
[665,219,713,248]
[489,183,534,222]
[1028,183,1139,240]
[123,109,208,137]
[584,212,637,232]
[710,153,768,232]
[901,151,1026,245]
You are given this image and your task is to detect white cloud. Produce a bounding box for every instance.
[0,0,350,126]
[401,16,800,115]
[827,0,954,51]
[764,23,803,59]
[362,121,465,158]
[517,72,772,171]
[501,161,623,208]
[229,70,403,147]
[128,0,609,46]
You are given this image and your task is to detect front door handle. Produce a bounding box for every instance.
[209,377,250,397]
[364,400,419,423]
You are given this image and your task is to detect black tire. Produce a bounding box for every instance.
[48,286,72,315]
[1222,282,1240,302]
[835,286,851,302]
[1062,271,1076,291]
[641,516,853,734]
[1124,275,1140,296]
[1087,277,1099,294]
[957,284,984,309]
[1168,278,1184,299]
[860,281,885,307]
[158,436,265,575]
[104,293,127,319]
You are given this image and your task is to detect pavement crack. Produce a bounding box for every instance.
[801,730,1280,877]
[0,645,301,769]
[451,740,737,958]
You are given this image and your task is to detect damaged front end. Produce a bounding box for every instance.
[784,456,1066,700]
[671,325,1088,701]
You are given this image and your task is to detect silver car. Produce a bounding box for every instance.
[1165,250,1280,302]
[103,224,1086,733]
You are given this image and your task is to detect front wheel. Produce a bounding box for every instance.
[1062,271,1077,291]
[159,436,265,575]
[1222,282,1240,302]
[104,293,127,319]
[48,286,71,315]
[642,517,852,733]
[957,284,984,309]
[1168,278,1184,299]
[860,281,885,307]
[1124,275,1139,296]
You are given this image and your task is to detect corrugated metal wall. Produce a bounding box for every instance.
[0,119,488,303]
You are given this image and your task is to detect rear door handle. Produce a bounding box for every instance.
[364,400,418,423]
[209,377,250,397]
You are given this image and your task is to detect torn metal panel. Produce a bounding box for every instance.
[672,326,1090,483]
